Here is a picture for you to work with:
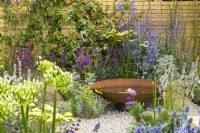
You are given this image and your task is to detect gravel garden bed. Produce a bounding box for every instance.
[75,100,200,133]
[54,100,200,133]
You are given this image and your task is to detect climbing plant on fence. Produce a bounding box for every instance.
[2,0,113,71]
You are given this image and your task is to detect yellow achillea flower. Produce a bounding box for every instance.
[31,108,42,112]
[29,104,75,125]
[64,112,72,117]
[81,87,99,106]
[95,90,103,94]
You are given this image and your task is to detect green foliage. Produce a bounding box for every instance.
[128,101,185,132]
[129,102,145,122]
[193,87,200,104]
[3,0,112,70]
[140,112,155,125]
[68,73,108,118]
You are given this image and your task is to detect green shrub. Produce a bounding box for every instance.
[68,73,109,118]
[193,88,200,104]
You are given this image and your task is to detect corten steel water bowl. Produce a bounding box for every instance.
[92,79,161,104]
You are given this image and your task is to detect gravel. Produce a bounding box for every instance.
[73,100,199,133]
[185,100,200,116]
[76,110,133,133]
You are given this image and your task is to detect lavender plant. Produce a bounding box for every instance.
[158,4,199,73]
[48,48,68,70]
[92,2,162,80]
[71,47,92,79]
[16,47,37,74]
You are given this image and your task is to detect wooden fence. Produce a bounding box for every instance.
[0,0,199,49]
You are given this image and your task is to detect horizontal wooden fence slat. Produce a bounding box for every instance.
[0,0,199,41]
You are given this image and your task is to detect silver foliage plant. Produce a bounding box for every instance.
[3,60,32,84]
[176,57,200,99]
[157,55,180,91]
[157,55,200,99]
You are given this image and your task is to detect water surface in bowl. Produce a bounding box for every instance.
[99,86,153,93]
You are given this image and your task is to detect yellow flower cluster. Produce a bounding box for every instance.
[0,65,3,70]
[13,79,43,105]
[39,60,73,94]
[0,77,42,120]
[103,29,136,40]
[139,43,148,48]
[29,104,75,125]
[81,87,98,106]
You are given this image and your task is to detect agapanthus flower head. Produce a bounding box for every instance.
[39,60,73,91]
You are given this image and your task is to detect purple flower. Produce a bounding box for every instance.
[65,130,75,133]
[125,101,133,106]
[82,66,87,71]
[184,106,190,113]
[94,49,100,57]
[4,0,8,2]
[16,47,36,74]
[135,128,142,133]
[198,109,200,115]
[168,111,179,118]
[130,90,137,97]
[93,122,100,132]
[127,96,131,100]
[115,4,123,10]
[182,114,187,121]
[75,75,80,80]
[105,47,110,51]
[74,54,91,71]
[77,119,81,123]
[187,118,193,125]
[156,106,162,113]
[133,7,137,13]
[71,65,75,72]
